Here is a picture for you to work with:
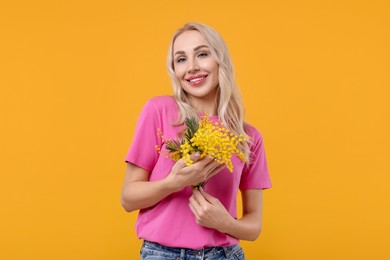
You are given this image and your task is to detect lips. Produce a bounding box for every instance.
[186,74,207,82]
[186,74,208,86]
[189,77,204,82]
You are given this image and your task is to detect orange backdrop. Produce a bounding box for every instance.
[1,0,389,259]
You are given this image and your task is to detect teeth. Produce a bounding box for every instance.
[190,77,204,82]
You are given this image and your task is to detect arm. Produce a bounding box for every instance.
[189,188,263,241]
[120,163,177,212]
[121,154,225,212]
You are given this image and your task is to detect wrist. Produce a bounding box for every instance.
[218,214,235,234]
[163,174,183,192]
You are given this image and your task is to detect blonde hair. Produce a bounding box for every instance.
[166,22,250,161]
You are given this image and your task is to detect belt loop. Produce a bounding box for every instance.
[140,240,145,255]
[222,246,231,258]
[180,248,186,259]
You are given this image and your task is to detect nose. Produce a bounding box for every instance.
[187,58,200,74]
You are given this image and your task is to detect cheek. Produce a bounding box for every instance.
[210,63,219,79]
[173,67,185,80]
[212,68,220,86]
[204,60,219,74]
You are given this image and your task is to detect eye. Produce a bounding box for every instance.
[176,56,187,63]
[197,52,209,58]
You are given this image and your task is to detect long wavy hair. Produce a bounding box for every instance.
[166,22,250,161]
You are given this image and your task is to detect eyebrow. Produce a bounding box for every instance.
[174,45,209,56]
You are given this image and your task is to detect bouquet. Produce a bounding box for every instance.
[155,114,247,188]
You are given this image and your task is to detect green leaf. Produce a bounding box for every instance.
[165,140,182,152]
[184,117,199,141]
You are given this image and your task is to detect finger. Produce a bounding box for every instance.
[189,194,199,207]
[206,164,225,179]
[188,203,201,224]
[196,155,215,167]
[189,195,202,214]
[189,152,200,162]
[199,187,217,204]
[203,159,220,174]
[202,161,222,179]
[191,188,208,206]
[172,158,186,171]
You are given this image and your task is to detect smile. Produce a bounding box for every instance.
[186,75,208,86]
[190,76,205,82]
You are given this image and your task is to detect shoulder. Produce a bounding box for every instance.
[145,95,178,111]
[140,96,179,123]
[244,122,264,146]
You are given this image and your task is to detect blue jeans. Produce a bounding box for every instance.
[140,240,245,260]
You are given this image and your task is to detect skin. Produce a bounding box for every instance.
[121,153,223,212]
[121,29,263,241]
[173,30,219,116]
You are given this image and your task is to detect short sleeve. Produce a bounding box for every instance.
[240,128,272,190]
[124,99,162,173]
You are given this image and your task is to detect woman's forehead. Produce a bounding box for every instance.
[173,30,209,53]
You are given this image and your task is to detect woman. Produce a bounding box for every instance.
[121,22,271,259]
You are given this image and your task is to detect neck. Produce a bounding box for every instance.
[188,93,218,117]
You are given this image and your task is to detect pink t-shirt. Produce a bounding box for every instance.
[125,96,271,249]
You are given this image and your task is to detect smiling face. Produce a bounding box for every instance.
[172,30,219,105]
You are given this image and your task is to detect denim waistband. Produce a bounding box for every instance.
[142,240,240,258]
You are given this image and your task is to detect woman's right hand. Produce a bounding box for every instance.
[166,153,225,191]
[121,153,225,212]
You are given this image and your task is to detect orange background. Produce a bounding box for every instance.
[1,0,389,259]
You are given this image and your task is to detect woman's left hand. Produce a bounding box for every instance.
[189,188,233,232]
